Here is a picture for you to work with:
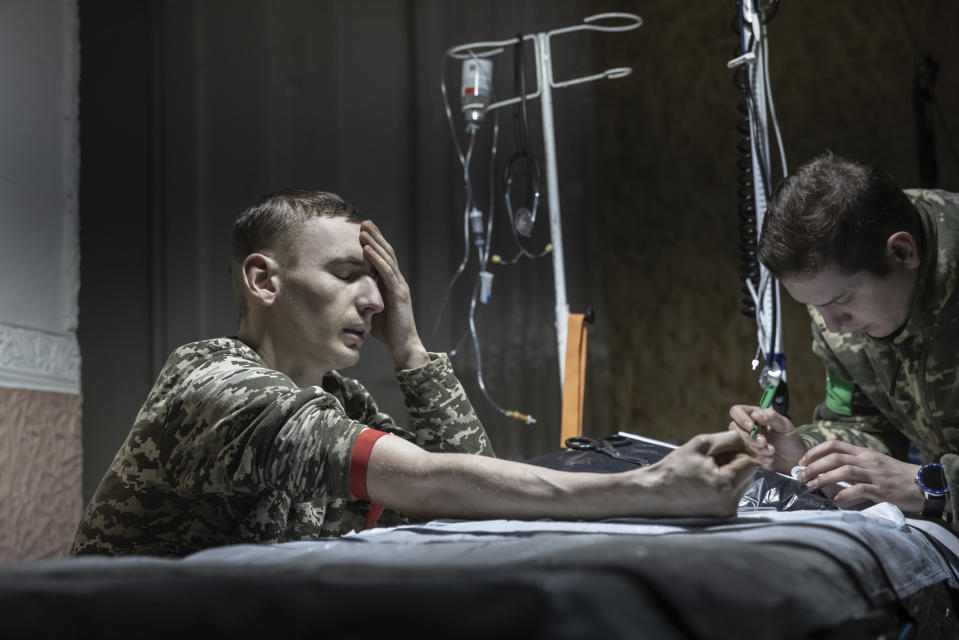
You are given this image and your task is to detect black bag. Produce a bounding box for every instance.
[525,434,838,512]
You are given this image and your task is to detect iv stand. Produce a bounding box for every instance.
[446,12,643,389]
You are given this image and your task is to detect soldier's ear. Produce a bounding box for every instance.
[242,253,280,307]
[887,232,920,270]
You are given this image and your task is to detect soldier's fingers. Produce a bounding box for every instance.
[728,419,753,438]
[358,223,385,258]
[703,430,747,457]
[679,433,715,457]
[757,454,777,469]
[362,232,410,294]
[752,440,775,456]
[361,220,398,263]
[362,242,399,290]
[729,421,755,443]
[724,453,759,492]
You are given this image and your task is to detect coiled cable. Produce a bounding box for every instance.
[732,30,759,319]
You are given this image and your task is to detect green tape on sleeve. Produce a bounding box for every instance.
[825,368,855,416]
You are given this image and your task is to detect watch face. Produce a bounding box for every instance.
[919,464,949,495]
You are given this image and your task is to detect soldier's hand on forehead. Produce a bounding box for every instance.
[359,220,430,370]
[359,220,399,276]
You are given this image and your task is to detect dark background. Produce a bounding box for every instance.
[78,0,959,500]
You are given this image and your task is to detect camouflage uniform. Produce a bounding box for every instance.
[798,189,959,526]
[72,338,494,557]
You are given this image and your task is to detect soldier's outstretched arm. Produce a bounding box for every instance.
[364,430,757,521]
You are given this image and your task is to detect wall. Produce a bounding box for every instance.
[0,0,81,561]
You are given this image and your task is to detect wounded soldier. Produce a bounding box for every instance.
[74,190,755,557]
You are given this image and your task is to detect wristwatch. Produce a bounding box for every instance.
[915,463,950,519]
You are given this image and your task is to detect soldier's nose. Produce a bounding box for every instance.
[358,275,384,314]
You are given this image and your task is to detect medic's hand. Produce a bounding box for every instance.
[360,220,430,370]
[727,404,806,474]
[797,440,923,512]
[644,431,758,517]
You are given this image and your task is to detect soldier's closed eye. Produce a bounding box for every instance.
[333,269,359,281]
[329,258,371,282]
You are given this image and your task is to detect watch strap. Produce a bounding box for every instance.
[922,493,947,518]
[916,463,949,519]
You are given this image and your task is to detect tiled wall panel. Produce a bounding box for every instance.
[0,387,82,561]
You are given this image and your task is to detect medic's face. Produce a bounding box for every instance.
[783,264,914,338]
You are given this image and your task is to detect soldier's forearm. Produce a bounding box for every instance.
[364,433,671,521]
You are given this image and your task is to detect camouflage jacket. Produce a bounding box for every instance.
[72,338,494,557]
[799,189,959,525]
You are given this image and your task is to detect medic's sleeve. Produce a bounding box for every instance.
[396,352,495,456]
[797,316,911,460]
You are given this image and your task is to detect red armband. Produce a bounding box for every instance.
[350,429,388,529]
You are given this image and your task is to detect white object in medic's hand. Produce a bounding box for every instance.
[791,465,852,502]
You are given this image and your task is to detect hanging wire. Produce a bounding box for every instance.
[435,47,534,424]
[465,275,536,423]
[435,17,641,423]
[439,50,467,167]
[733,0,787,397]
[433,49,501,338]
[431,125,476,339]
[482,103,499,269]
[499,35,551,264]
[762,34,788,181]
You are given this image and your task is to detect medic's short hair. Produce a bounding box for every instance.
[759,151,921,279]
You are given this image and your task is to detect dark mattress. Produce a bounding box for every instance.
[3,434,958,639]
[2,510,958,639]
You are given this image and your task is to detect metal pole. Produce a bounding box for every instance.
[537,32,570,388]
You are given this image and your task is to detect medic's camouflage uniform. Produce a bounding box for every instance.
[798,189,959,527]
[72,338,494,557]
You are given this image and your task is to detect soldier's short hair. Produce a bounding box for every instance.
[231,190,364,317]
[758,151,921,279]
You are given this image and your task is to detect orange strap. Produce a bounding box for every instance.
[560,313,588,447]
